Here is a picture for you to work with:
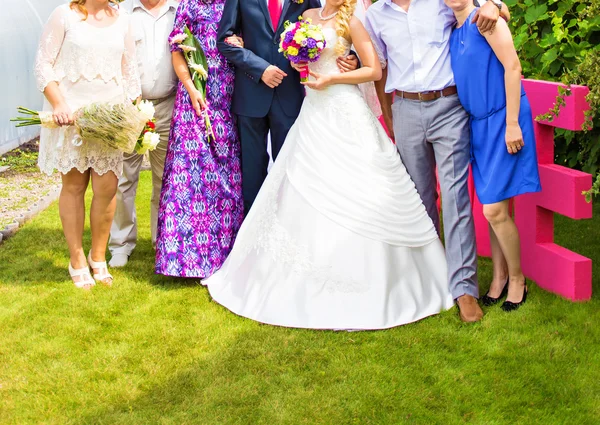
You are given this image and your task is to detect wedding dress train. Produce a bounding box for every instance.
[204,28,454,330]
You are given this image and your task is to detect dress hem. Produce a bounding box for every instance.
[155,268,218,280]
[39,164,120,178]
[206,285,456,331]
[476,182,542,205]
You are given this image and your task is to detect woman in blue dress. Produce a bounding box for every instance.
[446,0,541,311]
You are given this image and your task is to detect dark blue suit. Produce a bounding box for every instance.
[217,0,321,212]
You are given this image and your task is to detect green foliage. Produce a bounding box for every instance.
[504,0,600,178]
[583,172,600,202]
[535,84,573,124]
[0,148,39,173]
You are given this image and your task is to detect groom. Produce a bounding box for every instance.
[366,0,510,322]
[217,0,357,212]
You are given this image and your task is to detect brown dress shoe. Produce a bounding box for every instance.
[456,295,484,323]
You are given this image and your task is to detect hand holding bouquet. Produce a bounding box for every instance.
[11,100,160,155]
[279,18,326,83]
[169,25,215,143]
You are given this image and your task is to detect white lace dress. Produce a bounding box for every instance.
[34,5,141,177]
[204,29,454,330]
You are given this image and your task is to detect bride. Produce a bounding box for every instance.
[204,0,454,330]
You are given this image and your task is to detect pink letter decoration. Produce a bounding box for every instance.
[469,80,593,301]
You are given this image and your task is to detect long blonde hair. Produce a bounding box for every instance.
[335,0,357,56]
[70,0,119,20]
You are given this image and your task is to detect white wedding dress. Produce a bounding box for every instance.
[205,28,454,330]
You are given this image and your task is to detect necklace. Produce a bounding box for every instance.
[318,7,338,21]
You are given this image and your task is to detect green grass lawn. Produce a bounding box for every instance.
[1,171,599,425]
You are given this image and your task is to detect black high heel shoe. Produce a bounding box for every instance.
[480,278,509,307]
[501,279,528,312]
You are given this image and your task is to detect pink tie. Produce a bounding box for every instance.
[268,0,282,30]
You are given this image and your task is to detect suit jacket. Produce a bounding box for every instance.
[217,0,321,118]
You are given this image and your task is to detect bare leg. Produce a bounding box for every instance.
[486,223,509,297]
[483,200,526,303]
[89,170,118,284]
[60,169,93,287]
[60,169,90,267]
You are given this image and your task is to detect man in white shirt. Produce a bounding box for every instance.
[109,0,179,268]
[366,0,509,322]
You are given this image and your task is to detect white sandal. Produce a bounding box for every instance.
[87,252,113,286]
[69,263,95,290]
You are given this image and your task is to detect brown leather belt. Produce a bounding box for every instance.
[395,86,457,102]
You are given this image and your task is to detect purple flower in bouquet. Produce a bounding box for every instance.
[306,38,317,49]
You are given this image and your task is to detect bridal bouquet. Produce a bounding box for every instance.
[11,101,159,154]
[279,18,327,82]
[169,25,215,143]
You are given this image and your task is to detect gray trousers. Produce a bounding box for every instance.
[109,94,175,256]
[392,94,478,299]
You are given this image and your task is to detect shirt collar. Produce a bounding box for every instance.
[132,0,178,12]
[383,0,406,12]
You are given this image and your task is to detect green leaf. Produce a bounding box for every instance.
[539,33,557,48]
[542,47,559,64]
[553,26,566,42]
[524,4,548,24]
[182,25,208,96]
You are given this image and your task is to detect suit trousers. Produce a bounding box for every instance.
[237,94,298,213]
[109,94,175,256]
[392,94,479,299]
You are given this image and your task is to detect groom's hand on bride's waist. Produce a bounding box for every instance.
[261,65,288,89]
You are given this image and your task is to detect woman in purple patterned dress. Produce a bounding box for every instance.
[155,0,243,279]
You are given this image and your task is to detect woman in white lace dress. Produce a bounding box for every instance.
[35,0,141,289]
[204,0,454,330]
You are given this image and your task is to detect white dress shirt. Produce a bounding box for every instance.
[365,0,487,93]
[122,0,179,100]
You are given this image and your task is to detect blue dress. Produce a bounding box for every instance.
[449,10,541,204]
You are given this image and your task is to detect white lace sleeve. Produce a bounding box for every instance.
[34,6,66,92]
[122,18,142,101]
[363,13,388,70]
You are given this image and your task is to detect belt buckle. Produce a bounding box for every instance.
[418,92,424,101]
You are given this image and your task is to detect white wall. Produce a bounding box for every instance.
[0,0,66,155]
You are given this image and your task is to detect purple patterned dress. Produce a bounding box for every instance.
[156,0,243,279]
